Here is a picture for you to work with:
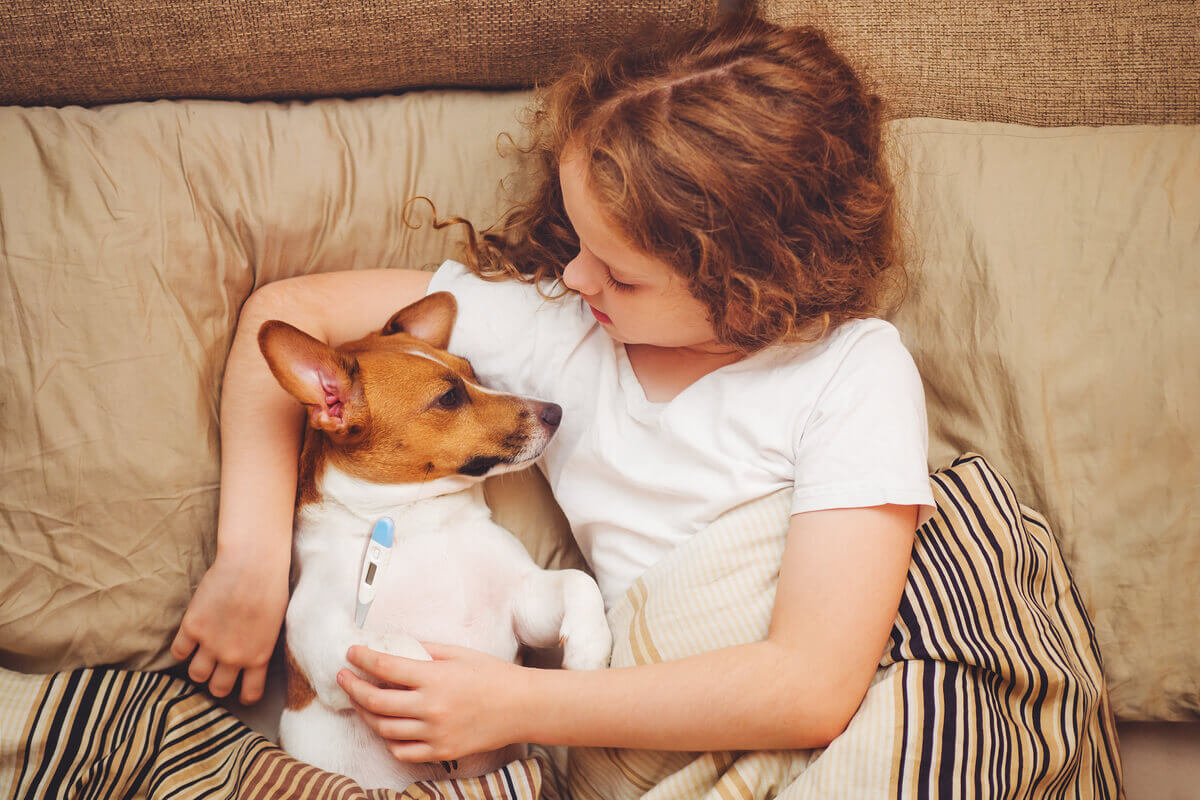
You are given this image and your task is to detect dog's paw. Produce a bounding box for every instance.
[558,619,613,671]
[364,630,432,663]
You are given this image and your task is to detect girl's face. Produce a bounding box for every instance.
[558,152,725,352]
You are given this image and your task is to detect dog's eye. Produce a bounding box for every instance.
[437,387,463,409]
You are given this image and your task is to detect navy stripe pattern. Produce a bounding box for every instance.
[885,454,1123,798]
[6,669,274,799]
[0,667,544,798]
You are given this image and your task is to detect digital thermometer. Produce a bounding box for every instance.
[355,517,394,628]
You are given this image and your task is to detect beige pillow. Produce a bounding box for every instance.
[888,119,1200,720]
[0,90,551,674]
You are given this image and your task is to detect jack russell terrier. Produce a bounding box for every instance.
[258,291,611,790]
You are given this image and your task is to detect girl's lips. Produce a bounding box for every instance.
[589,304,612,324]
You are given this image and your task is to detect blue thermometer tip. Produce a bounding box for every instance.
[370,517,395,547]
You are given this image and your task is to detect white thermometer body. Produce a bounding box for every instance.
[355,517,394,628]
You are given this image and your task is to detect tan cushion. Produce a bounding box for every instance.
[888,118,1200,720]
[761,0,1199,125]
[0,0,717,107]
[1,94,1196,721]
[0,90,549,674]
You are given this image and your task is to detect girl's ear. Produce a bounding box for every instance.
[257,320,369,442]
[383,292,458,350]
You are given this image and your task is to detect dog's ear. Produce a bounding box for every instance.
[258,321,369,442]
[382,292,457,350]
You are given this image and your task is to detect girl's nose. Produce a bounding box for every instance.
[561,253,601,296]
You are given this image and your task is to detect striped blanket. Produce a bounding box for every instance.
[1,454,1122,798]
[0,665,546,799]
[564,454,1123,798]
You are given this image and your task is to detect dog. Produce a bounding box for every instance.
[258,291,612,790]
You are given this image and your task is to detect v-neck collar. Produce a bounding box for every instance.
[614,339,666,418]
[612,339,770,420]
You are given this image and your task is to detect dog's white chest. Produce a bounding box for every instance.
[358,527,529,656]
[290,480,533,661]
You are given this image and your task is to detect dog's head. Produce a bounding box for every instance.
[258,292,561,484]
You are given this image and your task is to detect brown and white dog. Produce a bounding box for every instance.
[258,292,611,790]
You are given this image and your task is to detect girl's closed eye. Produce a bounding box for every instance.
[606,272,636,292]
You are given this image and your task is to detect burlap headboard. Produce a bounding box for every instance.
[0,0,719,107]
[3,0,1196,124]
[761,0,1198,125]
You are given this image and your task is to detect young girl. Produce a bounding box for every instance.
[172,12,935,760]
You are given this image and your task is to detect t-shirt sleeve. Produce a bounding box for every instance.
[424,259,589,401]
[791,322,936,526]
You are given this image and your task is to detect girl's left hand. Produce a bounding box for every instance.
[338,642,528,763]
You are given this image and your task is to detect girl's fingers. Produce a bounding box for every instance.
[170,629,197,661]
[387,741,438,764]
[347,646,426,686]
[349,698,426,741]
[419,641,468,660]
[339,670,420,717]
[239,665,268,706]
[208,663,240,698]
[188,649,217,684]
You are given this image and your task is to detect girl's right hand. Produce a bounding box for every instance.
[171,550,290,705]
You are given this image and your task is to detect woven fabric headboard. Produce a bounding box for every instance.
[761,0,1199,125]
[4,0,1193,121]
[0,0,718,107]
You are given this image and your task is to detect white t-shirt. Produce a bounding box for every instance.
[427,260,935,608]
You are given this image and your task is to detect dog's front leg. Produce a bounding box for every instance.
[286,607,431,711]
[285,611,356,711]
[512,569,612,671]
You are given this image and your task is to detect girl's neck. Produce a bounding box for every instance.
[623,341,745,403]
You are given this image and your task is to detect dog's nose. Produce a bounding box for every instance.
[540,403,562,428]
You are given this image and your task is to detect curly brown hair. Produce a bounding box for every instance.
[432,9,904,353]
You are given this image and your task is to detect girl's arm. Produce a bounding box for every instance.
[340,503,917,756]
[171,268,433,704]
